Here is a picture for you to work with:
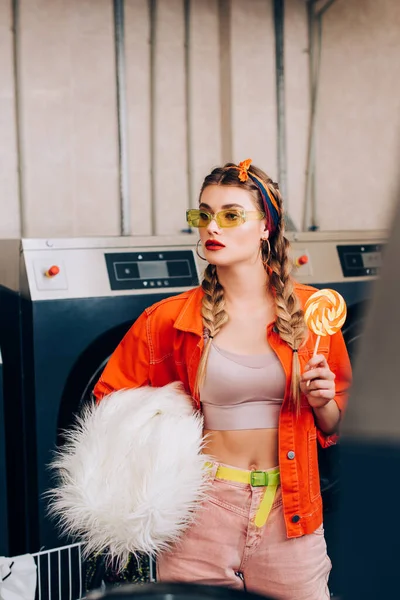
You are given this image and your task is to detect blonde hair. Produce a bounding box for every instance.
[194,163,308,414]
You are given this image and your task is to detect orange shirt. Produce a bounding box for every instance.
[93,283,352,538]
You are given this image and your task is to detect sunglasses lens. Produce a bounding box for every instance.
[218,209,244,227]
[186,209,210,228]
[187,209,245,228]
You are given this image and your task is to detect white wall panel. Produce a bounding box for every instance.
[230,0,277,180]
[0,0,20,237]
[0,0,398,238]
[189,0,222,208]
[316,0,400,230]
[152,0,188,235]
[19,0,120,237]
[284,0,309,230]
[125,0,152,235]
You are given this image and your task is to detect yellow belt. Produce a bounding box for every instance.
[206,463,280,528]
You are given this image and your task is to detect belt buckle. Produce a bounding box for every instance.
[250,470,268,487]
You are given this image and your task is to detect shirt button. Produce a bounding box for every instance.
[287,451,295,460]
[291,514,301,523]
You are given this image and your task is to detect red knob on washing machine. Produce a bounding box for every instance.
[295,255,308,267]
[45,265,60,278]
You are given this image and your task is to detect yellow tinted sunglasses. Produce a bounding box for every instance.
[186,208,265,229]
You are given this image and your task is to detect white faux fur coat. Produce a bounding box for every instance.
[48,382,211,566]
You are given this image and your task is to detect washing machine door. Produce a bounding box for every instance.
[341,301,368,363]
[57,321,132,436]
[81,356,109,404]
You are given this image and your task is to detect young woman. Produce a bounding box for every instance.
[93,159,352,600]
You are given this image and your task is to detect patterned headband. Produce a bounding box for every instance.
[232,159,280,232]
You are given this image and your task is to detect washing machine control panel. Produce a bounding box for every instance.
[105,250,199,290]
[337,244,384,277]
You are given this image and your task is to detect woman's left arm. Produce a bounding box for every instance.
[300,354,340,434]
[300,330,352,436]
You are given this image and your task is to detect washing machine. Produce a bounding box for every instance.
[288,229,386,359]
[0,236,202,556]
[288,229,387,596]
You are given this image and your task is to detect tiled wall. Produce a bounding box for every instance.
[0,0,398,238]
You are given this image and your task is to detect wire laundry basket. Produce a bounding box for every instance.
[31,543,156,600]
[32,543,84,600]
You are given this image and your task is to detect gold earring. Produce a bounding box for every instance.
[196,239,207,261]
[261,238,270,266]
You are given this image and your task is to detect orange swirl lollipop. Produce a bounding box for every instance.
[304,289,347,384]
[304,288,347,338]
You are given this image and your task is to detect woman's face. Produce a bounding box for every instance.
[198,185,268,267]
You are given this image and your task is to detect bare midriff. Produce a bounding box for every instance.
[202,427,279,471]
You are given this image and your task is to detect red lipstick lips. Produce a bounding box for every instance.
[205,239,225,250]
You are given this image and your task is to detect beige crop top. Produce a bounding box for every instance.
[200,342,286,430]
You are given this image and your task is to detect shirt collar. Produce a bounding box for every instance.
[173,286,204,336]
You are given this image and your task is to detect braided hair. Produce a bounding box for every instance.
[194,162,308,414]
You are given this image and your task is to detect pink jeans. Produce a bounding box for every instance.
[157,462,331,600]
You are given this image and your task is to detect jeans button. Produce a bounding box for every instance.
[291,514,301,523]
[287,450,295,460]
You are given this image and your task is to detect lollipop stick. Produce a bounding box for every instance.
[313,335,321,357]
[306,335,321,387]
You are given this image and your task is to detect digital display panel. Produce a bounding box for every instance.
[138,261,169,279]
[361,252,382,269]
[337,244,384,278]
[105,250,199,290]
